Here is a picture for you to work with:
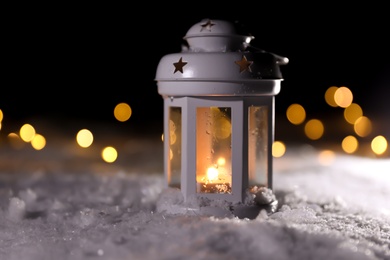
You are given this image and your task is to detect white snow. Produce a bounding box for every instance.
[0,140,389,260]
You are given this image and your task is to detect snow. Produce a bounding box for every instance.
[0,138,389,260]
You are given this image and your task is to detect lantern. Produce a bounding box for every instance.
[155,19,288,218]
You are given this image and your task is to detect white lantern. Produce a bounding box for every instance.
[155,19,288,218]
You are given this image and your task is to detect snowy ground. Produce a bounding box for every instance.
[0,136,389,260]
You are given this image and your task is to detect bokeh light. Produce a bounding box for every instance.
[334,86,353,108]
[341,135,358,154]
[272,141,286,157]
[114,103,132,122]
[217,157,226,166]
[318,150,335,166]
[20,124,36,142]
[354,116,372,137]
[76,129,94,148]
[286,104,306,125]
[216,117,231,139]
[31,134,46,150]
[102,146,118,163]
[8,133,25,149]
[371,135,387,155]
[304,119,324,140]
[169,120,177,145]
[344,103,363,124]
[324,86,338,107]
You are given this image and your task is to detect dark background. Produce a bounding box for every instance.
[2,4,389,141]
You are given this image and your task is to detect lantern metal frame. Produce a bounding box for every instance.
[163,95,275,204]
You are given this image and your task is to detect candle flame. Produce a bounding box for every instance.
[206,167,218,182]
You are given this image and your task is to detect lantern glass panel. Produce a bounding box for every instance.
[196,107,232,194]
[248,106,268,188]
[168,107,182,188]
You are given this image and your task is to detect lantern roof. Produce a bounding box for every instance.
[155,19,288,97]
[183,18,254,52]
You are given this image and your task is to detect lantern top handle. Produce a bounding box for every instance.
[182,18,288,65]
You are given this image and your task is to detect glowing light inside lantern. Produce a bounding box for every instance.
[217,157,226,166]
[206,166,219,181]
[196,107,232,194]
[204,157,227,182]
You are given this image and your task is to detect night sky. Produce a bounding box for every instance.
[2,4,389,138]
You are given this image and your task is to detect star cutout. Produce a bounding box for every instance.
[200,20,215,32]
[235,56,253,73]
[173,57,187,74]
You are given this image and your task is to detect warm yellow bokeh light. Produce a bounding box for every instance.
[324,86,338,107]
[114,103,132,122]
[341,135,358,154]
[371,135,388,155]
[344,103,363,124]
[76,129,94,148]
[102,146,118,163]
[216,117,231,139]
[272,141,286,157]
[8,133,25,149]
[354,116,372,137]
[217,157,226,166]
[20,124,36,142]
[286,104,306,125]
[169,120,177,144]
[0,109,3,122]
[304,119,324,140]
[318,150,335,166]
[170,132,177,145]
[31,134,46,150]
[210,107,231,139]
[334,86,353,108]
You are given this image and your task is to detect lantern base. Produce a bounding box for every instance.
[156,187,278,219]
[232,200,279,219]
[197,199,278,219]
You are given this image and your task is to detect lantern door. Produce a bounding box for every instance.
[164,96,273,203]
[185,97,243,202]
